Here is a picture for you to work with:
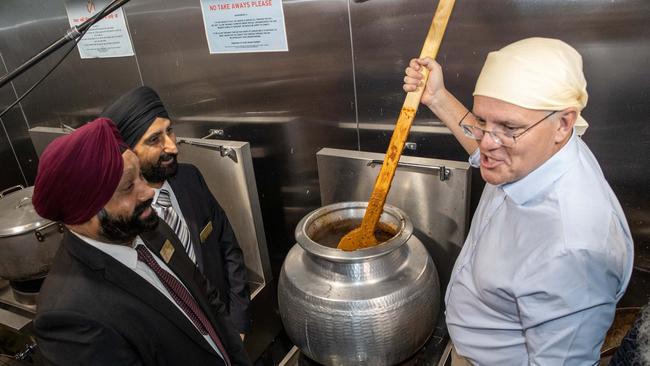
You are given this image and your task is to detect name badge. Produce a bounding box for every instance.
[160,240,175,264]
[200,221,213,243]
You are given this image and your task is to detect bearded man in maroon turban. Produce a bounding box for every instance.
[32,118,250,366]
[32,118,158,241]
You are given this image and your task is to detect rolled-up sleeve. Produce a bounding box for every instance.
[515,248,621,365]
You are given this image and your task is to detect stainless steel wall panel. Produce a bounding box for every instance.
[0,1,142,130]
[350,0,650,132]
[125,0,356,120]
[123,0,359,257]
[350,0,464,128]
[0,124,25,191]
[0,58,31,187]
[0,114,36,185]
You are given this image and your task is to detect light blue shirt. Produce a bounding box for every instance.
[445,133,634,366]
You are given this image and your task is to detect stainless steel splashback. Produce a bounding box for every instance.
[28,126,70,157]
[317,148,471,291]
[176,137,271,296]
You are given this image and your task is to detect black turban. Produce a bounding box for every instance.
[101,86,169,148]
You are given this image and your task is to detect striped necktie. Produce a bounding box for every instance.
[135,245,231,365]
[156,189,196,263]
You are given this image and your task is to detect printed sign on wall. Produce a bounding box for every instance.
[200,0,289,54]
[65,0,134,59]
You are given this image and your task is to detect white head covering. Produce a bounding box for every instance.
[473,37,589,135]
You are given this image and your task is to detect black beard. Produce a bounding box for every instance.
[141,153,178,183]
[98,199,159,243]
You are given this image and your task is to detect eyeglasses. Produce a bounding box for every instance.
[459,110,557,147]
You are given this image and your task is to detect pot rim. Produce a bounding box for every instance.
[295,201,413,262]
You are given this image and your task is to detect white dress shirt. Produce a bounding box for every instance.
[70,231,222,359]
[445,132,634,365]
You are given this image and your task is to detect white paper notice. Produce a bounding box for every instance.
[65,0,134,59]
[200,0,289,54]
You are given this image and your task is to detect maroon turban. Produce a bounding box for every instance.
[33,118,127,225]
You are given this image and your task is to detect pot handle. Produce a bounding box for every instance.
[15,196,32,209]
[34,221,64,242]
[366,160,451,181]
[0,185,24,198]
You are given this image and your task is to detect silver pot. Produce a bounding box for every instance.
[278,202,440,366]
[0,185,62,281]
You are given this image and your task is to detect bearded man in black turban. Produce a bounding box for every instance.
[102,87,251,338]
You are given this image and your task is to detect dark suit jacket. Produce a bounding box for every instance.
[34,223,252,366]
[168,163,250,333]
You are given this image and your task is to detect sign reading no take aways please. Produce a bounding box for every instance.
[200,0,289,54]
[64,0,134,59]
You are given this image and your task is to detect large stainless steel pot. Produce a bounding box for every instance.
[278,202,440,366]
[0,185,62,281]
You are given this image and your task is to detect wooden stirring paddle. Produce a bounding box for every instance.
[337,0,456,251]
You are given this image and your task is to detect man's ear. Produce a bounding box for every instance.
[65,213,102,239]
[555,107,577,143]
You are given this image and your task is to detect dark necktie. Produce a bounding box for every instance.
[156,189,196,262]
[135,245,231,365]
